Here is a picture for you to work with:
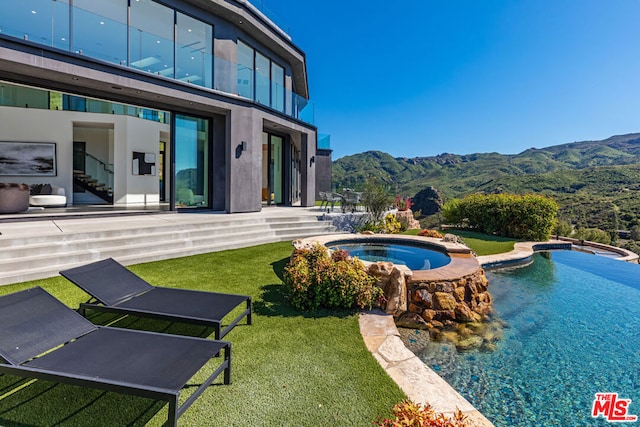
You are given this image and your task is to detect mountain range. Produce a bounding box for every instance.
[332,133,640,232]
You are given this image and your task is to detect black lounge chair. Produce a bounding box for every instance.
[60,258,252,340]
[0,287,231,427]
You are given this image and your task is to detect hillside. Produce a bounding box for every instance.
[332,133,640,231]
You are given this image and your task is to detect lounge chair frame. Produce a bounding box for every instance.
[60,258,252,340]
[0,287,231,427]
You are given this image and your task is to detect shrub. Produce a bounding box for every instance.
[419,214,441,230]
[418,229,444,238]
[574,227,612,245]
[622,240,640,256]
[441,198,465,226]
[358,219,383,233]
[384,214,402,234]
[375,400,469,427]
[441,193,558,241]
[554,219,573,237]
[283,244,382,311]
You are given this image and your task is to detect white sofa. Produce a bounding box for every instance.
[29,184,67,208]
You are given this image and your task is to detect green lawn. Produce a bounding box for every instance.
[403,228,518,256]
[445,230,518,256]
[0,242,405,426]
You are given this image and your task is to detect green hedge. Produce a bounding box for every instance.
[442,193,558,241]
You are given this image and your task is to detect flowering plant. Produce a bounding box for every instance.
[418,229,443,238]
[375,400,468,426]
[394,195,413,211]
[383,214,402,234]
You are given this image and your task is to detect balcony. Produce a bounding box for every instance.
[0,2,314,125]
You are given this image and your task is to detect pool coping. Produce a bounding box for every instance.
[300,233,473,254]
[477,238,639,269]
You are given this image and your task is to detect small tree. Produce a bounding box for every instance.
[361,177,392,225]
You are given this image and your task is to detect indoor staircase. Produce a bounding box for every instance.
[0,210,337,286]
[74,170,114,204]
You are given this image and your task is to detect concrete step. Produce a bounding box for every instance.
[0,212,336,286]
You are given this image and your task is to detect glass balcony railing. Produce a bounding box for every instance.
[318,134,331,150]
[0,81,170,124]
[0,2,314,125]
[214,56,314,122]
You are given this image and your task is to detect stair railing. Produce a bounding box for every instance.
[83,153,114,193]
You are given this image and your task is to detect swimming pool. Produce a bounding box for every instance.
[327,239,451,270]
[409,250,640,426]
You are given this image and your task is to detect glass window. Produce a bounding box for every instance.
[175,114,210,208]
[49,91,63,110]
[63,94,86,112]
[271,62,285,112]
[176,12,212,88]
[0,84,48,109]
[255,52,270,106]
[72,0,127,64]
[270,135,283,204]
[86,98,114,114]
[262,132,284,205]
[0,1,69,50]
[237,40,253,99]
[129,0,174,75]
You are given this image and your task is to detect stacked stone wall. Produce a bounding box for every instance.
[406,269,492,328]
[368,261,501,352]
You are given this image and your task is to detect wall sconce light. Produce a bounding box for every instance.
[241,141,247,151]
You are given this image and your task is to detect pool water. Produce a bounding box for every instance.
[414,250,640,426]
[328,241,451,270]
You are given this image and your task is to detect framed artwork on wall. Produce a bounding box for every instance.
[0,142,57,176]
[132,151,156,176]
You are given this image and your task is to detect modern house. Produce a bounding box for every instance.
[0,0,317,213]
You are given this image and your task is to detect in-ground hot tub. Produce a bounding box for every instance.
[326,238,451,270]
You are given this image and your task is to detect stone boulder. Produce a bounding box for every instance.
[368,262,411,315]
[412,186,444,216]
[433,292,457,310]
[395,312,429,329]
[394,209,420,229]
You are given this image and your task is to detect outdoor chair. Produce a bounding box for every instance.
[60,257,252,340]
[0,287,231,427]
[319,191,342,211]
[341,189,363,213]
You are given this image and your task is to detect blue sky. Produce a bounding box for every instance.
[254,0,640,159]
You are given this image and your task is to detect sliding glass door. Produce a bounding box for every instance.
[262,132,283,205]
[174,114,210,208]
